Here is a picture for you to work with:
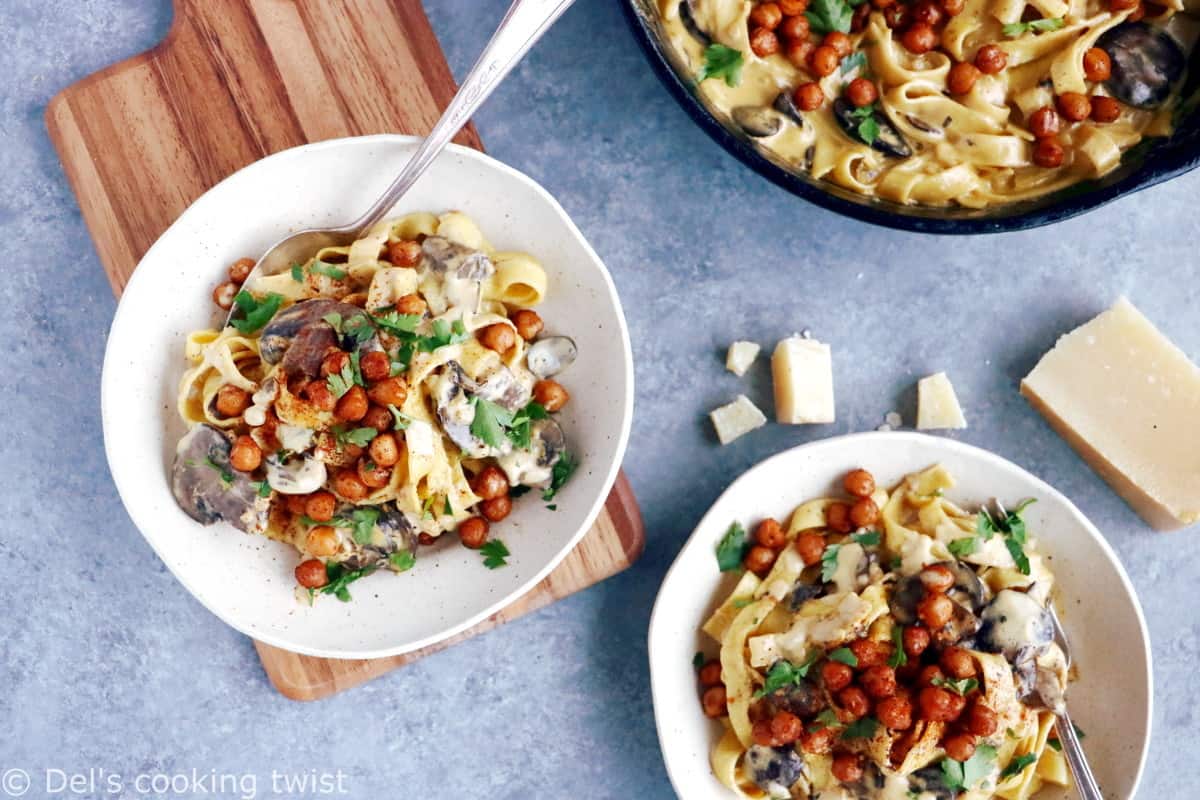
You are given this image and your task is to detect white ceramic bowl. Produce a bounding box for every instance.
[648,432,1151,800]
[102,136,633,659]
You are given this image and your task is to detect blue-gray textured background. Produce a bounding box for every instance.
[1,0,1195,797]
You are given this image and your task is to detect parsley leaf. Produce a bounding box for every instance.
[976,507,998,539]
[841,716,880,739]
[326,357,363,399]
[932,676,979,696]
[251,480,272,498]
[948,536,979,558]
[889,625,907,668]
[543,451,576,503]
[317,562,376,602]
[1000,753,1038,779]
[322,312,344,333]
[696,44,745,86]
[851,530,881,546]
[821,543,842,582]
[372,311,422,336]
[334,426,377,448]
[732,597,754,608]
[229,291,284,334]
[754,652,821,698]
[507,402,549,450]
[1005,536,1031,575]
[342,314,376,346]
[509,485,532,499]
[388,404,412,430]
[716,522,750,572]
[841,50,867,75]
[807,0,854,35]
[481,539,510,569]
[808,708,842,732]
[1047,737,1062,752]
[290,263,304,282]
[310,260,348,280]
[419,318,470,352]
[828,647,858,667]
[471,397,514,449]
[846,103,882,145]
[941,744,997,792]
[1002,17,1065,37]
[349,507,380,545]
[693,652,706,671]
[443,496,453,516]
[389,551,416,572]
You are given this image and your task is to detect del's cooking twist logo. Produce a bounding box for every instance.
[0,767,351,798]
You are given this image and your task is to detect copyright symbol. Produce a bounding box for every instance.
[1,769,30,797]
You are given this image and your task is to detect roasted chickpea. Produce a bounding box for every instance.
[702,685,729,718]
[770,711,804,744]
[1128,2,1146,20]
[965,701,1000,737]
[784,40,814,68]
[367,376,408,407]
[394,293,427,316]
[321,350,350,377]
[861,665,898,699]
[851,3,870,31]
[849,637,889,669]
[903,625,931,657]
[794,81,825,110]
[285,494,310,516]
[871,0,896,7]
[902,23,938,54]
[1082,47,1112,82]
[333,469,369,500]
[472,465,510,501]
[941,646,977,680]
[229,436,262,472]
[917,591,954,629]
[912,0,943,25]
[228,257,255,284]
[974,44,1008,74]
[823,31,853,58]
[941,0,966,15]
[843,469,876,498]
[357,458,390,489]
[946,690,967,718]
[780,0,809,13]
[809,44,840,77]
[796,531,826,565]
[919,564,955,593]
[876,695,914,730]
[848,497,879,528]
[481,495,513,522]
[780,14,810,41]
[458,516,490,548]
[533,379,570,412]
[214,384,251,418]
[302,380,337,413]
[294,559,328,589]
[1109,0,1138,9]
[359,350,391,382]
[506,309,543,341]
[943,733,977,762]
[750,1,784,28]
[821,660,854,692]
[478,323,517,354]
[744,545,778,576]
[305,526,340,557]
[831,753,864,783]
[362,404,393,432]
[918,687,958,722]
[368,432,400,467]
[212,281,238,310]
[755,518,787,549]
[698,659,723,687]
[335,384,369,422]
[1056,91,1092,121]
[918,665,946,689]
[751,719,777,746]
[304,491,338,522]
[1028,106,1061,138]
[417,532,436,546]
[387,240,422,267]
[826,502,852,533]
[1091,95,1121,123]
[846,78,879,108]
[883,4,909,27]
[947,62,981,95]
[801,726,837,754]
[750,26,781,57]
[837,686,870,719]
[1033,138,1065,168]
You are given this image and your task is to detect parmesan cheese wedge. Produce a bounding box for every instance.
[725,341,761,376]
[1021,298,1200,530]
[771,336,835,424]
[917,372,967,430]
[710,395,767,445]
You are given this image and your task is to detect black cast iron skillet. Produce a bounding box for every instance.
[623,0,1200,234]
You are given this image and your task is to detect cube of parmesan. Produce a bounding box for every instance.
[772,337,835,424]
[710,395,767,444]
[917,372,967,430]
[725,341,761,376]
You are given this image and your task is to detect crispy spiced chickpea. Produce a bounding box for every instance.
[459,516,490,548]
[876,695,914,730]
[702,685,729,718]
[851,3,870,30]
[823,31,853,58]
[294,559,328,589]
[861,665,898,699]
[780,14,810,41]
[883,4,909,28]
[756,518,787,549]
[974,44,1008,74]
[941,646,977,680]
[918,664,946,689]
[943,733,977,762]
[335,384,369,422]
[363,404,393,432]
[751,719,777,746]
[794,81,825,110]
[394,293,427,316]
[1091,95,1120,123]
[947,690,967,718]
[359,350,391,382]
[1057,91,1092,121]
[966,701,1000,737]
[418,532,436,546]
[472,465,510,501]
[509,309,544,341]
[367,376,408,407]
[228,257,255,284]
[843,469,875,498]
[918,687,958,722]
[357,458,390,489]
[809,44,840,77]
[948,62,981,95]
[903,625,931,657]
[481,495,513,522]
[321,349,350,377]
[1083,47,1112,81]
[388,240,422,267]
[796,531,826,565]
[533,379,570,412]
[212,281,238,310]
[285,494,309,516]
[872,0,895,7]
[1029,106,1061,138]
[919,564,955,593]
[902,23,938,54]
[1033,138,1065,168]
[941,0,966,15]
[744,545,778,576]
[849,637,889,669]
[826,502,852,533]
[822,660,854,692]
[831,753,864,783]
[849,497,879,528]
[333,469,369,501]
[801,726,837,754]
[214,384,251,418]
[304,491,338,522]
[770,711,804,744]
[750,1,784,28]
[917,591,954,629]
[306,526,340,558]
[750,26,781,57]
[478,323,517,354]
[786,40,815,68]
[912,0,943,25]
[229,436,262,472]
[368,432,400,468]
[698,659,723,687]
[780,0,809,12]
[303,380,337,413]
[846,78,879,108]
[837,686,871,720]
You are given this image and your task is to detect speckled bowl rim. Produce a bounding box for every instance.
[647,431,1152,799]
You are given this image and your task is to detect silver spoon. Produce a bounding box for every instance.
[1041,605,1103,800]
[228,0,576,322]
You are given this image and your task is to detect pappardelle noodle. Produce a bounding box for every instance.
[171,211,578,601]
[661,0,1196,208]
[696,465,1072,799]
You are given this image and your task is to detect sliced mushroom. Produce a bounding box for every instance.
[773,91,806,126]
[266,451,327,495]
[788,581,825,610]
[172,424,270,534]
[280,321,339,378]
[1099,22,1186,109]
[907,766,957,800]
[833,98,913,158]
[433,362,491,458]
[421,236,495,282]
[678,0,711,46]
[497,418,566,488]
[1034,643,1068,715]
[258,299,368,364]
[476,364,533,412]
[733,105,784,138]
[339,505,419,571]
[525,336,577,379]
[890,561,987,644]
[761,674,825,718]
[745,745,806,798]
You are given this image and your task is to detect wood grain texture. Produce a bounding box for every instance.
[47,0,643,700]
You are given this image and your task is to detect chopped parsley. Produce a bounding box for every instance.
[840,50,867,75]
[932,676,979,696]
[841,716,880,740]
[388,404,412,430]
[754,652,821,698]
[1047,737,1062,752]
[1002,17,1065,37]
[310,260,348,280]
[542,451,576,503]
[507,402,549,450]
[480,539,510,569]
[315,562,377,603]
[322,312,344,332]
[251,480,272,498]
[203,456,234,486]
[419,318,470,352]
[948,536,979,558]
[443,496,453,516]
[348,507,380,545]
[851,530,880,547]
[808,708,841,732]
[470,397,513,450]
[846,103,881,146]
[696,44,744,87]
[326,355,363,399]
[807,0,859,36]
[290,263,304,281]
[372,310,422,336]
[828,647,858,667]
[342,314,376,345]
[389,551,416,572]
[732,597,754,608]
[334,426,376,448]
[975,500,1035,574]
[716,522,750,572]
[940,744,997,792]
[821,543,842,582]
[229,291,283,334]
[888,625,907,668]
[693,652,706,671]
[1000,753,1038,779]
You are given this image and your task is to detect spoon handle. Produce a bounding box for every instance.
[1056,707,1104,800]
[346,0,577,234]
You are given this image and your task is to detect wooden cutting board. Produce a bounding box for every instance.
[47,0,644,700]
